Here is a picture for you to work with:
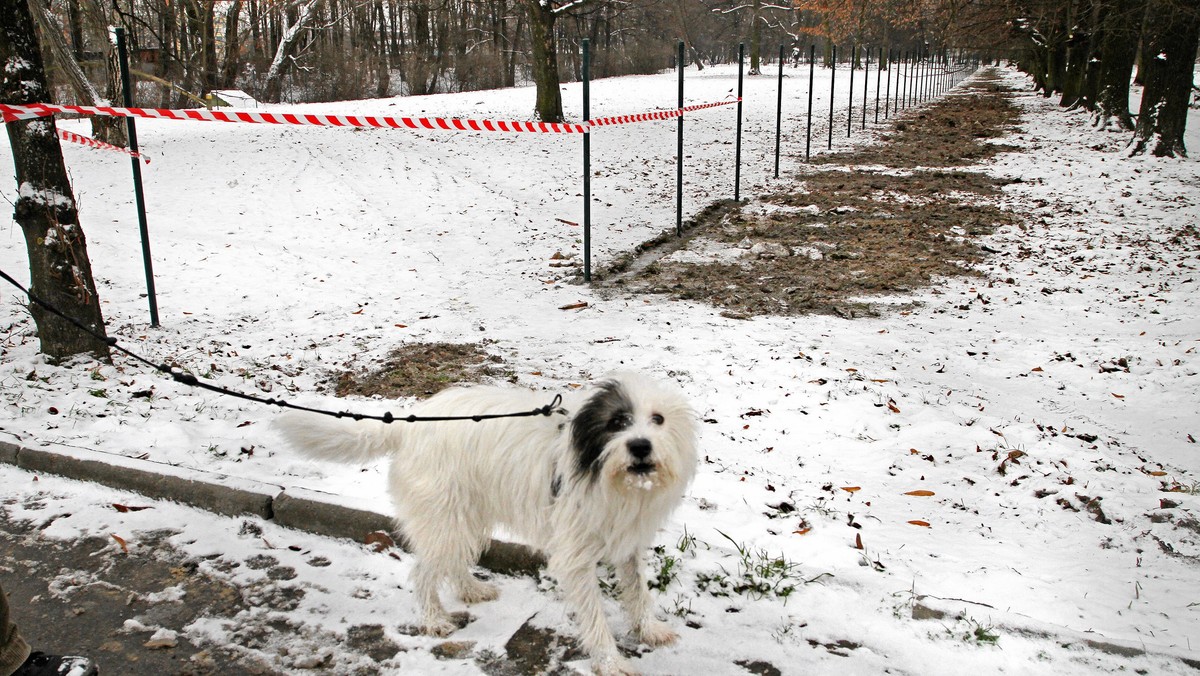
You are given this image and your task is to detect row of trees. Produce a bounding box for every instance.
[31,0,995,121]
[1011,0,1200,157]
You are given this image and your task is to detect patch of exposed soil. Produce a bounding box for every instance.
[821,83,1021,168]
[333,342,513,399]
[603,68,1025,318]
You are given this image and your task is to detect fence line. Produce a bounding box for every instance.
[6,41,981,323]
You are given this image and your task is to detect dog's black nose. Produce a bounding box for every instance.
[627,438,652,459]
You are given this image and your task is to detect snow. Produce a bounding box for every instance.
[17,180,74,210]
[2,64,1199,674]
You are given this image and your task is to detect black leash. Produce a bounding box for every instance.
[0,268,563,423]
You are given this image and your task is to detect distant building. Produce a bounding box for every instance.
[206,90,258,108]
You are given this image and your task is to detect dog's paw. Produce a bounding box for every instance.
[458,579,500,604]
[637,619,679,647]
[591,654,638,676]
[421,616,459,637]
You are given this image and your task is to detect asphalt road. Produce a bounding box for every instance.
[1,512,281,675]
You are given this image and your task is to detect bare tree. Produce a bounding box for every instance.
[1,0,110,360]
[263,0,325,102]
[1131,0,1200,156]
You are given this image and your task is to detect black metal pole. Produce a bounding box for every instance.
[828,44,835,150]
[735,42,744,201]
[113,26,159,327]
[862,45,870,130]
[874,46,882,124]
[884,48,892,119]
[923,50,930,102]
[582,38,591,282]
[774,44,783,179]
[925,50,932,101]
[847,45,855,138]
[676,40,684,237]
[805,44,815,161]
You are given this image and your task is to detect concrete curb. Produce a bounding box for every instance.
[0,440,545,577]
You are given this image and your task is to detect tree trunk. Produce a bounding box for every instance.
[673,0,704,71]
[221,0,243,88]
[748,0,761,75]
[1,0,110,361]
[1131,0,1200,156]
[1060,0,1094,108]
[1093,0,1144,130]
[525,0,562,122]
[262,0,323,103]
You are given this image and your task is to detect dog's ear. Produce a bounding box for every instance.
[569,380,632,481]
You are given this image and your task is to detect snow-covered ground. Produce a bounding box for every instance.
[2,65,1198,674]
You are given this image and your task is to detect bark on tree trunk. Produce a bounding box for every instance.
[221,0,243,88]
[1131,0,1200,157]
[1,0,110,361]
[1093,0,1144,130]
[525,0,562,123]
[1059,0,1095,108]
[748,0,761,75]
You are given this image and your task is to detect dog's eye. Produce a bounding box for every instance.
[608,413,632,431]
[650,413,665,426]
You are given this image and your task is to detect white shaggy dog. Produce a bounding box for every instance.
[275,373,698,675]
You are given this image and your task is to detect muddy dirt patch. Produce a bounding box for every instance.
[606,69,1023,318]
[333,342,512,399]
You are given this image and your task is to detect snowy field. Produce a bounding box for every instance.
[2,64,1199,674]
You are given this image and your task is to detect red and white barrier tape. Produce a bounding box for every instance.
[2,97,741,134]
[2,102,587,133]
[588,98,741,128]
[57,129,150,164]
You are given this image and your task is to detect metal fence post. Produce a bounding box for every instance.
[774,44,783,179]
[874,46,882,124]
[113,26,159,327]
[805,45,815,161]
[828,44,835,150]
[884,48,892,119]
[862,45,870,130]
[582,38,591,282]
[735,42,744,201]
[847,45,855,138]
[676,40,684,236]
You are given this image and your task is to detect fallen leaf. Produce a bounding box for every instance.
[904,490,936,497]
[236,420,253,428]
[887,401,901,414]
[793,528,812,536]
[394,324,408,328]
[112,504,151,513]
[1112,393,1125,399]
[351,308,364,315]
[854,533,863,549]
[1145,470,1168,477]
[907,520,931,528]
[1031,366,1044,372]
[365,531,396,552]
[558,302,588,311]
[111,533,129,554]
[841,486,861,493]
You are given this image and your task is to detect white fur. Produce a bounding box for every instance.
[275,373,698,675]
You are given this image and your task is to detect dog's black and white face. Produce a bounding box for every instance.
[569,374,697,492]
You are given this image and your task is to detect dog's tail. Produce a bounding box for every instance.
[274,410,397,465]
